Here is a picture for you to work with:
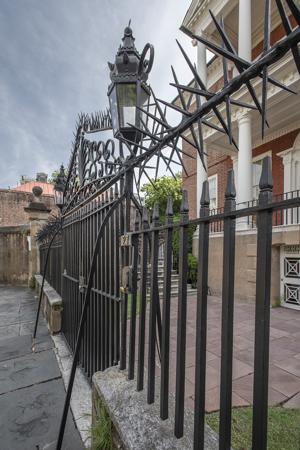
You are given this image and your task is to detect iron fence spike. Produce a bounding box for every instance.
[259,156,273,191]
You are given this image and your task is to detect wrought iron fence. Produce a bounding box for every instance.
[39,157,300,449]
[33,2,300,447]
[40,237,62,296]
[61,186,124,378]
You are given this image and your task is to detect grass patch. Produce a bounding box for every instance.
[91,398,113,450]
[206,407,300,450]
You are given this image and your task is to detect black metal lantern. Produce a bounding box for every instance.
[54,164,66,210]
[107,24,154,143]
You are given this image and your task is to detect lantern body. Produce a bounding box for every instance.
[108,26,153,144]
[108,81,150,142]
[54,189,64,210]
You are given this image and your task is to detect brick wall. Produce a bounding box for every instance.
[0,190,56,226]
[183,129,300,216]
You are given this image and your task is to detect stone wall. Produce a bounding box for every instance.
[193,226,300,304]
[0,189,56,227]
[0,225,30,284]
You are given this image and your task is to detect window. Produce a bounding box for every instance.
[252,159,263,199]
[208,175,218,210]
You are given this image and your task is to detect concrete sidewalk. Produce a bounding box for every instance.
[0,285,84,450]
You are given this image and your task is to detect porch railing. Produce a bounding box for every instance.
[209,188,300,233]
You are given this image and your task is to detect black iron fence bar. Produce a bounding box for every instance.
[128,212,140,380]
[219,170,236,450]
[109,188,115,368]
[62,196,118,228]
[193,181,210,450]
[148,203,160,404]
[160,197,174,420]
[114,184,121,364]
[100,194,106,371]
[105,191,110,370]
[252,157,273,450]
[137,207,149,391]
[120,171,133,370]
[63,25,300,217]
[174,191,189,438]
[56,193,125,450]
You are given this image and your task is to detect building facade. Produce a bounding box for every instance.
[0,174,56,284]
[181,0,300,309]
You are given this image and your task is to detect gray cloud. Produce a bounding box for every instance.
[0,0,195,187]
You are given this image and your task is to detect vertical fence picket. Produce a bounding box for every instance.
[100,194,105,371]
[219,170,236,450]
[252,156,273,450]
[128,211,140,380]
[160,196,173,420]
[148,203,160,404]
[105,191,110,369]
[114,183,120,364]
[193,180,210,450]
[137,207,149,391]
[109,187,115,367]
[175,190,189,438]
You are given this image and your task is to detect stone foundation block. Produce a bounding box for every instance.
[34,274,62,334]
[92,366,219,450]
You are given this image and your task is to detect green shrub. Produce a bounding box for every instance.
[187,253,198,288]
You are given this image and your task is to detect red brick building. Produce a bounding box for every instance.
[181,0,300,308]
[0,178,56,227]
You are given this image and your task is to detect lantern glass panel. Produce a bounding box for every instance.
[117,84,137,128]
[139,86,150,125]
[109,86,119,135]
[54,189,64,208]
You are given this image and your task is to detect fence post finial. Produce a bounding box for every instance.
[152,202,160,226]
[166,196,173,218]
[200,180,210,207]
[142,207,149,226]
[259,156,273,192]
[181,190,189,213]
[225,169,236,199]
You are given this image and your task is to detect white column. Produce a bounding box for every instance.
[237,114,253,206]
[196,40,208,211]
[236,1,252,227]
[238,0,252,61]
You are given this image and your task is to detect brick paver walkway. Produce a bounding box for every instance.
[166,295,300,412]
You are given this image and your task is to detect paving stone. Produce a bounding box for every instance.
[0,378,83,450]
[0,350,61,394]
[274,357,300,378]
[232,373,288,405]
[205,386,250,412]
[268,365,300,398]
[0,335,33,361]
[283,391,300,408]
[0,323,20,339]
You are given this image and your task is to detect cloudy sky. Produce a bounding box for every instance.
[0,0,196,188]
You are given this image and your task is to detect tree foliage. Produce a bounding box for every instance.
[141,174,182,218]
